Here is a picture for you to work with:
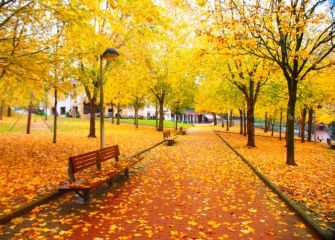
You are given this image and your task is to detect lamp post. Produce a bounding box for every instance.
[100,48,119,149]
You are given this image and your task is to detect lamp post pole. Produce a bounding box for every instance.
[99,48,119,150]
[100,55,105,149]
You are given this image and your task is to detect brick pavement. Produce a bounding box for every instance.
[1,126,318,239]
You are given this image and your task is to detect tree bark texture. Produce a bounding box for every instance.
[307,108,313,142]
[285,84,297,165]
[116,105,121,125]
[158,100,164,131]
[226,112,229,131]
[26,101,33,134]
[7,105,11,117]
[300,107,307,143]
[247,102,256,147]
[53,88,57,143]
[279,107,283,140]
[243,109,247,136]
[111,103,114,124]
[0,101,3,120]
[155,102,158,130]
[134,106,139,128]
[239,109,243,135]
[264,112,268,132]
[88,98,96,137]
[229,109,233,127]
[271,116,274,137]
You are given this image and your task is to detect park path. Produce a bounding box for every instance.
[68,126,316,239]
[0,125,318,239]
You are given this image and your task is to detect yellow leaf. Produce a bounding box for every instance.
[294,223,306,229]
[208,220,221,228]
[188,220,197,226]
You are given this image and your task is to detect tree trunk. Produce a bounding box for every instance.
[247,102,256,147]
[279,107,283,140]
[243,109,247,136]
[26,101,33,134]
[111,102,114,124]
[0,101,3,120]
[45,99,48,120]
[155,102,158,130]
[53,88,57,143]
[175,113,178,130]
[7,105,11,117]
[271,116,275,137]
[134,105,139,128]
[229,109,233,127]
[116,105,121,125]
[297,117,301,137]
[158,99,164,131]
[307,108,313,142]
[286,86,297,165]
[221,114,224,128]
[264,112,268,132]
[226,112,229,131]
[239,109,243,134]
[213,113,217,126]
[300,107,307,143]
[88,98,96,137]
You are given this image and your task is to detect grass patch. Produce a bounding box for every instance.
[0,114,192,134]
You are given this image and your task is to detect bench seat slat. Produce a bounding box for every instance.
[71,150,99,159]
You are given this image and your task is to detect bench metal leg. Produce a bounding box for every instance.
[167,140,174,146]
[107,178,113,187]
[75,189,90,203]
[83,190,90,203]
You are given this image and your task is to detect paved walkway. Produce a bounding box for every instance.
[1,126,317,239]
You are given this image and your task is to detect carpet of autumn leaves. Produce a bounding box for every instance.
[0,117,163,217]
[215,126,335,231]
[1,126,317,239]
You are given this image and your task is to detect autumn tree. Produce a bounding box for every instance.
[230,0,335,165]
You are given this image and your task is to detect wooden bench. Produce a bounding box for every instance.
[179,127,186,135]
[326,138,335,149]
[163,130,176,146]
[59,145,131,202]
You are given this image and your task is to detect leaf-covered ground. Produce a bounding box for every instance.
[0,120,163,217]
[1,126,317,239]
[215,126,335,231]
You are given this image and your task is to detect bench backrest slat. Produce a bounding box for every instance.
[99,145,120,162]
[68,145,120,182]
[70,151,99,173]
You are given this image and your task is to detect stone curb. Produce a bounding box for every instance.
[0,191,64,225]
[214,130,334,240]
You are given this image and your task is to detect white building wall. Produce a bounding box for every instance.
[47,95,84,117]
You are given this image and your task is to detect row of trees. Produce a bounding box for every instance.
[194,0,335,165]
[1,0,334,166]
[0,1,198,139]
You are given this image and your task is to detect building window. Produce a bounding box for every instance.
[60,107,66,115]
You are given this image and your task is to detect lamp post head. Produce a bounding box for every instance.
[102,48,119,60]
